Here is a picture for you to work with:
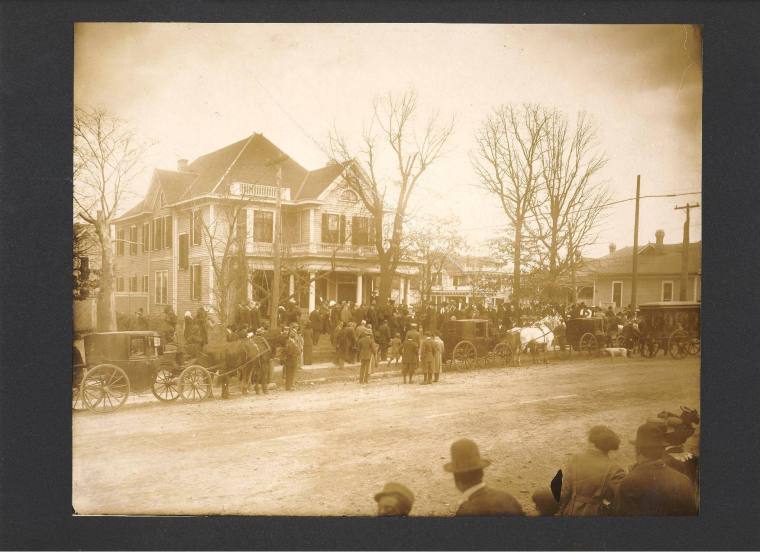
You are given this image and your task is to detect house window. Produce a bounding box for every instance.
[339,188,359,203]
[351,216,370,246]
[142,275,149,292]
[116,277,125,292]
[154,270,168,304]
[453,275,467,287]
[190,264,202,301]
[612,281,623,309]
[321,213,345,244]
[662,280,674,302]
[129,225,137,255]
[129,276,138,292]
[116,228,125,256]
[142,222,150,252]
[178,234,189,269]
[253,210,274,243]
[153,217,163,250]
[432,273,443,286]
[163,215,172,249]
[192,210,203,246]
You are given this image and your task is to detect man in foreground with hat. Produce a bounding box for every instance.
[374,482,415,516]
[615,422,697,516]
[444,438,524,516]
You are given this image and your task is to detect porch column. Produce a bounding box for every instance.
[403,277,409,306]
[356,273,363,304]
[288,273,295,300]
[308,272,316,312]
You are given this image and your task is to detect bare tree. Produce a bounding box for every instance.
[472,104,548,303]
[529,109,609,301]
[73,106,148,331]
[405,215,464,303]
[329,89,455,305]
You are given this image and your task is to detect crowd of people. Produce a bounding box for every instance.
[373,411,700,517]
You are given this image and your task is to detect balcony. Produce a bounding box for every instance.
[245,241,376,258]
[230,181,291,201]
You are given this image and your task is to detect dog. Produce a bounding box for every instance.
[602,347,628,357]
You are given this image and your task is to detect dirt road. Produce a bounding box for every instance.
[73,356,700,516]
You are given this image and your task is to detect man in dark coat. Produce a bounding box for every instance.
[376,319,391,361]
[309,308,323,345]
[195,307,208,351]
[616,422,697,516]
[444,438,525,516]
[248,301,261,331]
[281,330,300,391]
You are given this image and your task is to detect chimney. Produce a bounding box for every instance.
[177,158,189,172]
[608,243,616,255]
[655,229,665,255]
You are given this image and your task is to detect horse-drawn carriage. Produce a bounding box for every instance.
[73,330,274,413]
[564,316,609,355]
[441,318,516,369]
[637,301,700,359]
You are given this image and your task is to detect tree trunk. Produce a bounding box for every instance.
[95,219,117,332]
[512,222,522,304]
[377,255,394,305]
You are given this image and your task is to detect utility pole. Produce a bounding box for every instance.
[268,156,287,329]
[630,175,641,312]
[675,202,700,301]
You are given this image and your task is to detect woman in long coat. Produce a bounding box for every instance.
[432,331,444,382]
[558,425,626,516]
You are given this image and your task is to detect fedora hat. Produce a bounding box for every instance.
[630,422,668,447]
[444,438,491,473]
[374,482,415,509]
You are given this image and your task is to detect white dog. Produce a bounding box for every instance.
[602,347,628,357]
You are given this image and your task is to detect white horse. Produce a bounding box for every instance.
[508,323,556,353]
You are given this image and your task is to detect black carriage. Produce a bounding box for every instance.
[564,316,608,355]
[441,318,514,368]
[72,330,274,413]
[637,301,700,359]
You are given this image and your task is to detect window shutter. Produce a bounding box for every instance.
[164,216,172,249]
[339,215,346,244]
[321,213,328,243]
[179,234,189,269]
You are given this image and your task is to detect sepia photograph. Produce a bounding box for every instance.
[71,23,702,517]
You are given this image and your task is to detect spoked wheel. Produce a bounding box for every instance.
[687,337,701,356]
[80,363,131,413]
[668,330,689,359]
[491,342,514,367]
[579,333,598,356]
[179,364,212,402]
[152,369,181,402]
[452,340,477,370]
[72,385,85,411]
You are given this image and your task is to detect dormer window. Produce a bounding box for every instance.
[158,191,166,208]
[339,189,359,203]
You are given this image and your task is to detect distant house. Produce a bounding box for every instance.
[110,133,419,320]
[428,255,510,308]
[577,229,701,310]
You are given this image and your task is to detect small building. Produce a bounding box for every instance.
[428,255,510,308]
[110,133,419,321]
[577,229,701,310]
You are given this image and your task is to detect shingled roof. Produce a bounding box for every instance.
[580,241,702,276]
[115,133,348,222]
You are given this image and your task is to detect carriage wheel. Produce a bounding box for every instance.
[668,330,689,360]
[579,333,598,356]
[491,342,513,367]
[72,385,85,411]
[452,341,477,369]
[80,363,130,413]
[687,337,701,356]
[179,364,212,402]
[152,369,180,402]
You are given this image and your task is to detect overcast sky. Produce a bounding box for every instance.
[75,23,702,258]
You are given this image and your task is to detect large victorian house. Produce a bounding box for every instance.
[111,133,418,320]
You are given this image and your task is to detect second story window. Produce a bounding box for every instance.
[253,210,273,243]
[351,216,370,246]
[116,228,125,256]
[321,213,345,244]
[192,210,203,246]
[163,215,172,249]
[142,222,150,252]
[432,273,443,286]
[129,225,137,255]
[153,217,163,250]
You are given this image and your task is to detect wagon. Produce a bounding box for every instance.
[441,318,515,369]
[72,331,272,413]
[564,316,608,355]
[637,301,700,359]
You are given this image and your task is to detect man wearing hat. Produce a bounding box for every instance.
[615,422,697,516]
[374,482,415,516]
[444,438,524,516]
